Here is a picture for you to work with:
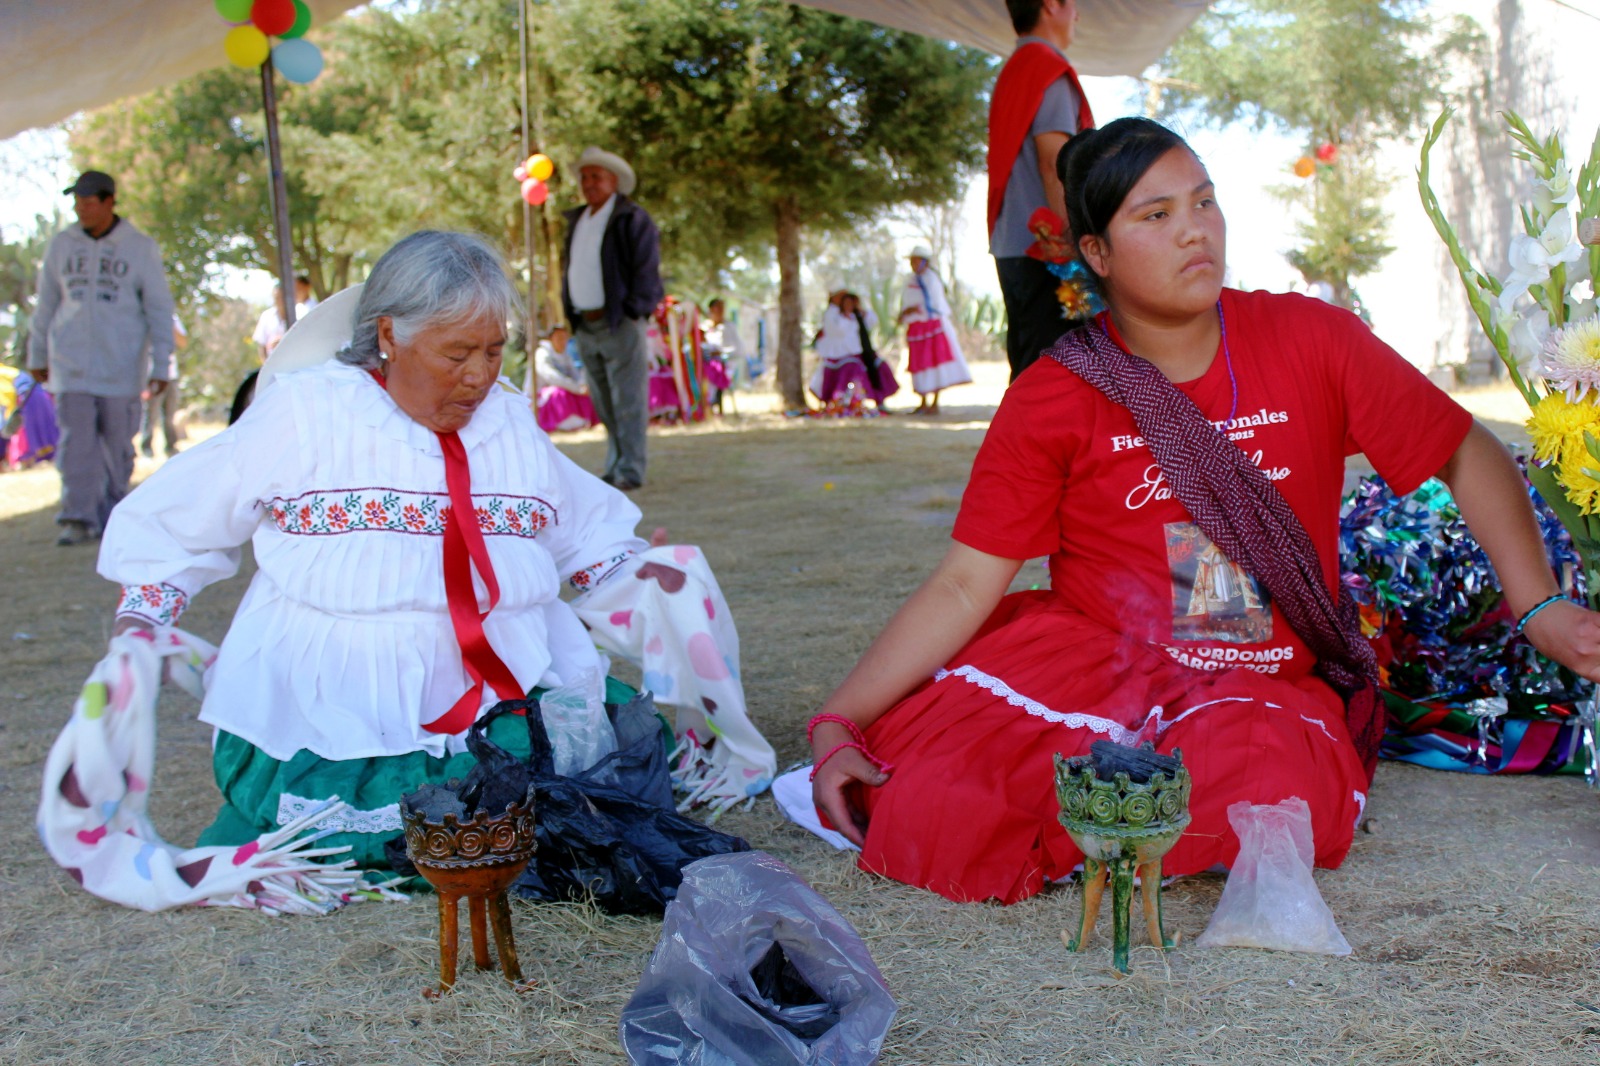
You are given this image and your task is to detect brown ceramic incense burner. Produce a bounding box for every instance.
[402,784,537,997]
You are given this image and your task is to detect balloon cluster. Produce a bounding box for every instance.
[514,153,554,206]
[1340,466,1589,706]
[216,0,324,84]
[1292,143,1338,179]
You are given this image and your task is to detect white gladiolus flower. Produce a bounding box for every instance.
[1532,163,1579,219]
[1508,236,1556,281]
[1497,268,1538,315]
[1508,306,1551,374]
[1536,209,1584,263]
[1545,161,1578,206]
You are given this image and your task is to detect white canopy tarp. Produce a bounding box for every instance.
[0,1,1206,142]
[798,0,1206,74]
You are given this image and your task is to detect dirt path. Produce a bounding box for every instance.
[2,371,1596,1065]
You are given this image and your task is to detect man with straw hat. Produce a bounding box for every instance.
[560,146,664,491]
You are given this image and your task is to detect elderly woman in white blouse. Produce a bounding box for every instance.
[100,232,773,866]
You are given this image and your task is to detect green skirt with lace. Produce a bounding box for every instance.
[197,679,638,868]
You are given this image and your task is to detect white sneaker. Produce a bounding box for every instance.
[56,521,91,546]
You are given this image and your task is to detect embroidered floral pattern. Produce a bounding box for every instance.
[116,582,189,627]
[569,549,638,593]
[264,488,556,539]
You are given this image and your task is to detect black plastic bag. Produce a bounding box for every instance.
[388,696,745,914]
[620,852,897,1065]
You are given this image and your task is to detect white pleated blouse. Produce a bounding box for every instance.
[100,361,646,762]
[816,305,876,367]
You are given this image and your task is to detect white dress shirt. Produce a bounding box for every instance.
[567,194,617,311]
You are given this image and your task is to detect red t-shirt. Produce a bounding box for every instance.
[953,288,1473,684]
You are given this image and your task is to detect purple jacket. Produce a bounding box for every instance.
[561,195,665,331]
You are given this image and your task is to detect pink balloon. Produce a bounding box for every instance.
[513,165,528,181]
[521,178,549,206]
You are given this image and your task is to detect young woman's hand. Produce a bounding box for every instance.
[810,720,890,847]
[1523,599,1600,683]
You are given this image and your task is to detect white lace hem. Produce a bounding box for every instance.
[932,664,1257,742]
[276,793,402,835]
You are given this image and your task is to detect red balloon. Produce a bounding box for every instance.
[521,178,549,206]
[252,0,296,37]
[1315,142,1338,164]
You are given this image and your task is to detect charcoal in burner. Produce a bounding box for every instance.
[402,781,469,822]
[1089,740,1180,783]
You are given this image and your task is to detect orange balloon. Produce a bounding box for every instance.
[1293,156,1316,179]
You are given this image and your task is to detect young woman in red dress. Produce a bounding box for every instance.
[808,118,1600,905]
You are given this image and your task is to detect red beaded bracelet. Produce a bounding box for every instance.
[807,712,865,745]
[807,713,893,780]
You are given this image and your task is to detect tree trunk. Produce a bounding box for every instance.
[775,197,805,411]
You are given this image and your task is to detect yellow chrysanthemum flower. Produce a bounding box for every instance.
[1528,391,1600,514]
[1555,467,1600,514]
[1526,391,1599,464]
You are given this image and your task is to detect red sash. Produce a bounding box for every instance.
[367,371,523,735]
[986,41,1096,235]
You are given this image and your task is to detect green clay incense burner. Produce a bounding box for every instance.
[1054,744,1192,974]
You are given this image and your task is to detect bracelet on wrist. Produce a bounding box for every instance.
[807,713,894,780]
[1513,593,1569,637]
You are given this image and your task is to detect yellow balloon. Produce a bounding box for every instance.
[224,25,270,69]
[527,153,554,182]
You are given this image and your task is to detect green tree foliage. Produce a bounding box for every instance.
[1154,0,1478,305]
[65,0,988,409]
[0,212,61,364]
[1281,151,1395,306]
[70,0,530,311]
[559,0,991,406]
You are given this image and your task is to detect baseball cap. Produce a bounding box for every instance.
[64,171,116,197]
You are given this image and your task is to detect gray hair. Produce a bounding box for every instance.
[339,231,521,369]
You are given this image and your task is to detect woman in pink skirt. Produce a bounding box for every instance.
[523,326,598,433]
[897,245,971,415]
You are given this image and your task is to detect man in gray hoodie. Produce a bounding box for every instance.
[29,171,177,546]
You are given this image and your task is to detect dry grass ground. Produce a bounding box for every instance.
[2,366,1598,1065]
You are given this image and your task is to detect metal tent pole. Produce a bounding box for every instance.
[261,54,296,329]
[517,0,536,337]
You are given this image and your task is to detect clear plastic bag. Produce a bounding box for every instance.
[619,851,897,1065]
[539,667,616,777]
[1194,797,1352,956]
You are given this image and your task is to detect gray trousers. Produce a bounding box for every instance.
[574,316,651,485]
[139,380,182,454]
[55,392,142,532]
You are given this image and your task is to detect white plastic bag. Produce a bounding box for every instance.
[1194,797,1352,956]
[540,667,617,776]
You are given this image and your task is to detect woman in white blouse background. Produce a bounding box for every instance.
[100,231,774,865]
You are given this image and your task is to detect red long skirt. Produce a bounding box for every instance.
[844,592,1368,905]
